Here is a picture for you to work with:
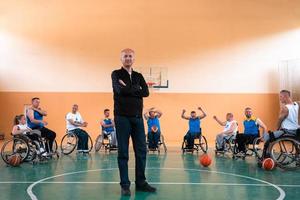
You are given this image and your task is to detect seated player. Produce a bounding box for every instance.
[214,113,238,151]
[100,109,117,148]
[143,107,162,150]
[12,114,46,155]
[26,97,56,153]
[235,107,267,154]
[261,90,300,159]
[66,104,90,153]
[181,107,207,150]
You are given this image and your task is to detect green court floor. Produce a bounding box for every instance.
[0,147,299,200]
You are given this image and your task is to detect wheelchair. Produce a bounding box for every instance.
[146,133,167,153]
[1,133,58,165]
[94,131,118,152]
[182,133,208,154]
[265,130,300,170]
[60,130,93,155]
[215,133,236,156]
[232,133,261,160]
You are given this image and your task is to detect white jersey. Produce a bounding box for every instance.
[223,120,238,133]
[281,102,299,130]
[66,112,84,131]
[17,124,29,135]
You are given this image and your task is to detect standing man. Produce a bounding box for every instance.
[111,48,156,196]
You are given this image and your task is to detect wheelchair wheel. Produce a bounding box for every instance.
[232,141,239,159]
[95,135,103,152]
[224,140,233,153]
[53,140,58,152]
[181,139,188,154]
[145,133,149,144]
[160,135,167,153]
[253,138,264,160]
[268,137,300,170]
[1,137,29,165]
[199,135,208,153]
[61,133,78,155]
[87,135,93,152]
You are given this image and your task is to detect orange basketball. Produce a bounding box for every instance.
[262,158,275,171]
[9,154,22,167]
[199,154,212,167]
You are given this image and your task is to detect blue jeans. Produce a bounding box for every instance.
[148,131,161,149]
[115,115,147,189]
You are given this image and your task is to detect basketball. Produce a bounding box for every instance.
[199,154,212,167]
[8,154,22,167]
[262,158,276,171]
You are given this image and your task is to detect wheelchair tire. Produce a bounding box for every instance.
[199,135,208,153]
[268,137,300,170]
[1,137,29,165]
[94,135,103,152]
[160,135,167,153]
[53,140,58,152]
[87,135,93,152]
[181,141,186,154]
[61,133,78,155]
[253,138,263,160]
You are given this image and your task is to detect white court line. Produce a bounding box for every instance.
[26,168,286,200]
[0,181,299,188]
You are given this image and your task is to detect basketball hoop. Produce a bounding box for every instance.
[147,82,158,92]
[147,82,156,88]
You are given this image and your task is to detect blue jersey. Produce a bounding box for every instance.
[189,117,201,133]
[27,110,44,129]
[147,116,161,133]
[102,118,114,132]
[243,117,259,135]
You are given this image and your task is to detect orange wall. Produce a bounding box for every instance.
[1,0,300,93]
[0,92,279,146]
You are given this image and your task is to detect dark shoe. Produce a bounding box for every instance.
[136,182,156,193]
[121,187,131,196]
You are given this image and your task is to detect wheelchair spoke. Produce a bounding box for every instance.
[269,137,300,170]
[1,138,29,165]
